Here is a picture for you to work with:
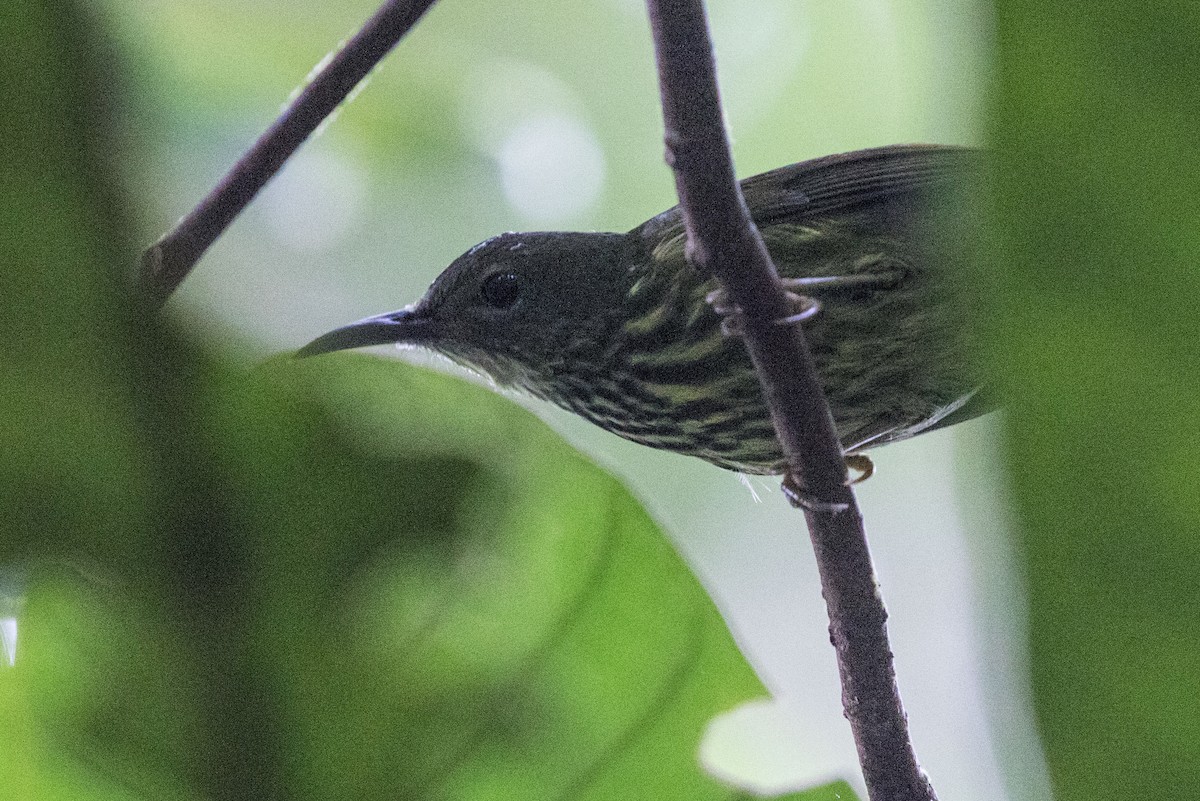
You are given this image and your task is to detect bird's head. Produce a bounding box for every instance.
[298,231,635,391]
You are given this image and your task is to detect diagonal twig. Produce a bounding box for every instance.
[138,0,440,307]
[644,1,935,799]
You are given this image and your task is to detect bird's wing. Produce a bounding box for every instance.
[844,385,996,453]
[915,385,997,437]
[740,144,979,225]
[634,144,979,251]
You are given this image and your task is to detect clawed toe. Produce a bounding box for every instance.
[704,287,735,315]
[781,474,851,514]
[707,287,820,337]
[775,292,821,326]
[707,287,746,336]
[844,454,875,484]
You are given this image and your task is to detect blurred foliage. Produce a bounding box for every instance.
[0,2,857,800]
[987,0,1200,798]
[9,0,1200,800]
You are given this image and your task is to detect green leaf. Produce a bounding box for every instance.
[988,1,1200,797]
[199,354,771,801]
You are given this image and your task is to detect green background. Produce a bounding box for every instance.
[5,0,1199,799]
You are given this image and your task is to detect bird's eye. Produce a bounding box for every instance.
[481,271,521,309]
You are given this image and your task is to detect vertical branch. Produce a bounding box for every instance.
[138,0,440,307]
[644,1,935,799]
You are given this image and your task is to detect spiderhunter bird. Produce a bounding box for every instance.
[299,144,988,478]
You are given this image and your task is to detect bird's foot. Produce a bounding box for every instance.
[775,293,822,327]
[779,455,872,510]
[705,288,821,337]
[781,474,850,514]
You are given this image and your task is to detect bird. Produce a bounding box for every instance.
[298,144,989,477]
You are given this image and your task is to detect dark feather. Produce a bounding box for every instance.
[636,144,978,250]
[740,144,979,224]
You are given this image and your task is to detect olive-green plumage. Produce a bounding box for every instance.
[299,144,988,475]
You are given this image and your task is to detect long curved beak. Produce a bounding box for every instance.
[296,308,432,358]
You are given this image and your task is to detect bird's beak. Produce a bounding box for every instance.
[296,307,432,358]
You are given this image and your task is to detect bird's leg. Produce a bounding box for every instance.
[778,255,908,295]
[845,453,875,484]
[707,257,906,336]
[706,287,820,337]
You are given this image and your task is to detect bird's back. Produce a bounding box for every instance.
[608,144,988,472]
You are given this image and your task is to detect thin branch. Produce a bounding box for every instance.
[643,2,935,799]
[138,0,440,307]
